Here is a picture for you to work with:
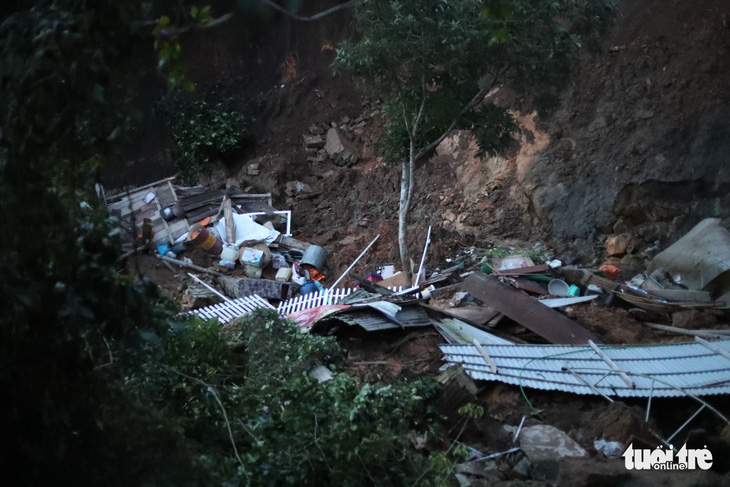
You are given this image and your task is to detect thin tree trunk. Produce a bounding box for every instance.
[398,138,417,287]
[398,159,412,287]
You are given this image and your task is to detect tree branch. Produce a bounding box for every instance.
[261,0,359,22]
[414,68,503,163]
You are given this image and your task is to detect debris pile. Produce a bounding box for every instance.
[106,179,730,484]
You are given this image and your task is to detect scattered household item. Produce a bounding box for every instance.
[240,247,265,267]
[301,244,327,271]
[548,279,570,297]
[494,254,534,271]
[160,206,175,221]
[276,268,293,282]
[420,284,436,299]
[270,252,288,269]
[187,223,223,255]
[142,191,156,204]
[600,264,622,281]
[220,245,239,262]
[171,202,186,219]
[214,213,280,247]
[244,265,263,278]
[568,284,581,297]
[251,242,272,268]
[301,281,319,295]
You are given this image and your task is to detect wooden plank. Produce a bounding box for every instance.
[179,190,225,210]
[511,277,549,295]
[644,289,712,303]
[105,176,177,203]
[278,235,312,253]
[461,273,601,345]
[495,264,550,276]
[429,305,500,326]
[156,184,177,208]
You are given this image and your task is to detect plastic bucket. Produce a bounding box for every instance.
[300,281,319,295]
[187,223,223,255]
[301,245,327,271]
[548,279,570,297]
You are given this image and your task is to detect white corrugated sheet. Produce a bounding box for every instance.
[440,338,730,398]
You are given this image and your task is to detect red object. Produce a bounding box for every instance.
[600,264,621,281]
[364,272,383,283]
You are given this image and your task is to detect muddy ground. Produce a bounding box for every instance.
[115,0,730,484]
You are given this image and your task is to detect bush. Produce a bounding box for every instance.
[161,92,254,183]
[119,310,453,486]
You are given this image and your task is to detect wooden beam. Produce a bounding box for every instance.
[461,273,601,345]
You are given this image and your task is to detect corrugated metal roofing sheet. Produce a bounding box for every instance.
[440,339,730,398]
[338,306,431,331]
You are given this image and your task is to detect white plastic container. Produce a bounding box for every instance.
[276,268,293,282]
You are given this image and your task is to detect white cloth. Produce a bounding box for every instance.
[213,213,280,246]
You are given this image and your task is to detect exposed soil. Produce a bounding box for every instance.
[108,1,730,484]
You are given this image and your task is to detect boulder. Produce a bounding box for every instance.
[303,134,325,149]
[519,424,587,462]
[606,233,635,256]
[324,127,359,165]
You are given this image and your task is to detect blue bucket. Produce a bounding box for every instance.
[300,281,319,296]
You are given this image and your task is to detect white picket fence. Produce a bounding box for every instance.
[190,295,275,324]
[277,286,404,315]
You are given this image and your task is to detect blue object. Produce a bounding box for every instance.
[156,243,170,256]
[568,285,581,297]
[300,281,319,296]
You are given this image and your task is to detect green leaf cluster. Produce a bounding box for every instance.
[118,310,452,486]
[335,0,616,162]
[160,91,255,183]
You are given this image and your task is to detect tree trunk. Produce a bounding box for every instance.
[398,142,416,287]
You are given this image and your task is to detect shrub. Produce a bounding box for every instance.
[161,92,254,182]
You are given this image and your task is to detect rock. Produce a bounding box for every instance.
[454,460,501,482]
[308,124,324,135]
[454,473,471,487]
[442,210,457,222]
[606,233,635,256]
[595,402,650,444]
[303,134,325,149]
[247,163,260,176]
[324,127,360,166]
[225,178,241,190]
[635,108,655,119]
[511,456,531,478]
[317,201,331,210]
[285,180,314,197]
[672,309,718,329]
[519,425,587,462]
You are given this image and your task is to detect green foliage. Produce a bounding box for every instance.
[161,91,255,182]
[335,0,616,163]
[117,310,451,486]
[458,402,485,419]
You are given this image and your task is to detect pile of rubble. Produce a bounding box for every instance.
[107,181,730,484]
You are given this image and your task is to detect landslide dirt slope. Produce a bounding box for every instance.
[110,0,730,278]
